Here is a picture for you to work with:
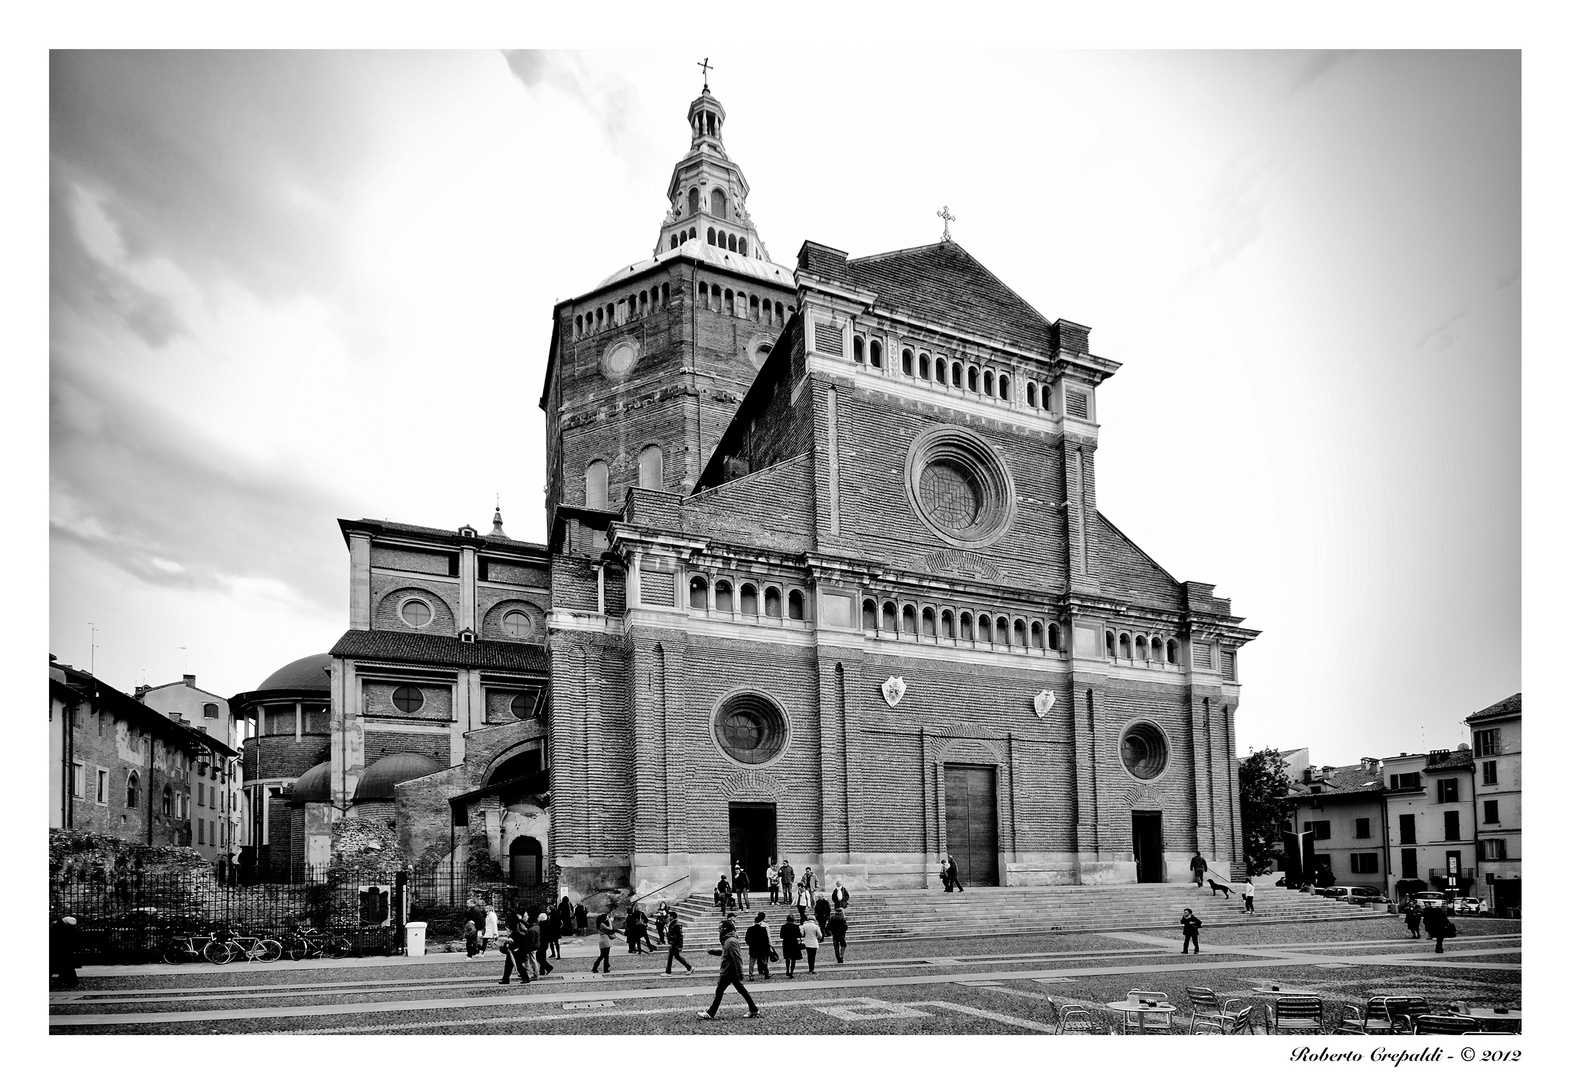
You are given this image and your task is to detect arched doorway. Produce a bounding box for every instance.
[509,836,542,886]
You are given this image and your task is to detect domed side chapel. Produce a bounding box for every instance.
[233,82,1256,901]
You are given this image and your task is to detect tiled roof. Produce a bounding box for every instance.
[594,237,793,292]
[1467,692,1521,722]
[1288,763,1386,799]
[330,630,549,673]
[841,242,1058,356]
[340,518,547,557]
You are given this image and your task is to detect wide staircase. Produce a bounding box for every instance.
[670,882,1385,943]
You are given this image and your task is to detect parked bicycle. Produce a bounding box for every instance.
[160,929,231,965]
[213,929,283,964]
[281,925,353,961]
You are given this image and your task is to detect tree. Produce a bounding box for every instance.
[1238,748,1291,876]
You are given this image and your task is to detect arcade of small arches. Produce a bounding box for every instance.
[687,575,808,621]
[852,332,1090,418]
[573,283,672,340]
[667,225,748,255]
[861,598,1066,655]
[1104,628,1181,667]
[696,279,789,325]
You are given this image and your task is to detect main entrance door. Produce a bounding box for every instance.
[1132,811,1164,883]
[944,765,1000,886]
[728,802,776,892]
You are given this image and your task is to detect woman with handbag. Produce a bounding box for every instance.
[744,911,773,979]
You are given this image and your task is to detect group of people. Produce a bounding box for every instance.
[1401,900,1458,953]
[714,858,848,912]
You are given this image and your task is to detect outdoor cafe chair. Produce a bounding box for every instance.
[1055,1006,1103,1035]
[1272,995,1325,1035]
[1185,987,1252,1034]
[1414,1014,1482,1036]
[1356,997,1406,1035]
[1334,1005,1365,1034]
[1390,998,1431,1034]
[1194,1008,1256,1035]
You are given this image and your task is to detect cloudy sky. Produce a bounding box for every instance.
[47,50,1519,764]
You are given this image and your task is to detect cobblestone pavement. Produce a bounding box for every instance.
[50,916,1521,1036]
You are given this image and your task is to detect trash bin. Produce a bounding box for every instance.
[405,922,427,957]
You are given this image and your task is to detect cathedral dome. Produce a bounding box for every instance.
[289,761,333,805]
[354,753,444,802]
[255,653,333,694]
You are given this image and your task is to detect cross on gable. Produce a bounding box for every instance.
[698,57,713,91]
[937,205,957,242]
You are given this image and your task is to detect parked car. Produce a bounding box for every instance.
[1456,896,1488,916]
[1413,891,1449,910]
[1318,886,1359,903]
[1348,886,1389,905]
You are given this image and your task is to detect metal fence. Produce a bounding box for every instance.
[49,866,558,964]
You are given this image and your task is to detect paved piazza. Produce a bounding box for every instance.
[50,917,1521,1037]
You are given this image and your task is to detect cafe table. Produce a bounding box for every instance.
[1458,1007,1522,1033]
[1105,999,1178,1034]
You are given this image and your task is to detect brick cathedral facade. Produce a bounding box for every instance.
[236,86,1255,900]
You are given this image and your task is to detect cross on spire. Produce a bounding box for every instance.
[697,57,713,92]
[937,205,957,242]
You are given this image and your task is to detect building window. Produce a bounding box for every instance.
[1392,772,1421,791]
[918,352,931,380]
[1165,639,1179,665]
[126,771,140,810]
[941,610,955,639]
[713,691,789,767]
[1481,838,1508,860]
[203,703,219,720]
[1482,760,1498,785]
[71,763,84,798]
[197,783,205,807]
[921,607,937,637]
[1350,852,1379,874]
[302,704,329,734]
[1354,818,1371,839]
[715,580,734,613]
[1437,777,1459,803]
[1048,623,1062,652]
[392,685,425,714]
[161,786,172,816]
[638,445,664,490]
[511,688,542,721]
[1308,820,1330,841]
[853,335,865,364]
[901,605,918,636]
[1474,728,1500,757]
[1400,848,1418,878]
[862,599,877,630]
[1443,810,1461,841]
[1398,814,1416,845]
[739,583,759,616]
[501,610,532,638]
[264,704,295,737]
[585,460,609,510]
[400,598,433,629]
[901,349,913,376]
[197,817,204,845]
[764,587,782,618]
[1482,800,1499,825]
[1119,633,1132,660]
[787,590,805,621]
[869,340,883,369]
[688,576,709,610]
[959,612,973,641]
[1119,721,1169,781]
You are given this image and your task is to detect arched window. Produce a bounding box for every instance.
[882,602,898,632]
[1030,621,1044,649]
[669,235,678,250]
[1048,622,1063,652]
[126,770,140,809]
[661,282,670,306]
[724,289,735,316]
[714,580,734,613]
[764,586,782,618]
[1150,636,1162,662]
[960,612,974,641]
[1014,619,1028,646]
[689,576,709,610]
[775,302,785,322]
[711,188,728,219]
[1105,630,1116,656]
[901,605,918,635]
[937,358,947,385]
[1026,382,1037,407]
[738,239,747,257]
[787,589,805,620]
[1119,633,1133,659]
[639,289,649,313]
[918,352,931,379]
[585,460,609,510]
[983,370,995,396]
[901,349,914,376]
[1166,639,1179,665]
[853,335,865,364]
[967,366,979,392]
[940,609,955,639]
[509,836,543,886]
[162,785,173,816]
[870,340,883,369]
[862,598,877,630]
[728,234,738,252]
[740,583,759,615]
[699,281,710,307]
[688,188,700,216]
[707,227,717,245]
[996,616,1010,643]
[977,615,992,643]
[203,703,219,720]
[951,361,963,386]
[574,314,583,338]
[638,445,664,490]
[999,374,1010,400]
[1135,635,1148,661]
[921,607,936,637]
[749,295,760,320]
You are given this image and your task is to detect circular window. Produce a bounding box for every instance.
[905,425,1016,549]
[712,691,788,767]
[501,610,532,638]
[1120,721,1169,781]
[601,339,638,379]
[400,598,433,628]
[392,685,425,714]
[510,690,539,721]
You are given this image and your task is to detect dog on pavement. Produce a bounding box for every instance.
[1208,879,1234,899]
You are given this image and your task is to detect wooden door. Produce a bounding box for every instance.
[944,765,999,886]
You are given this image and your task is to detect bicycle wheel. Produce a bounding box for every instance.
[257,938,283,963]
[160,941,186,965]
[203,938,235,965]
[323,936,352,959]
[286,938,311,961]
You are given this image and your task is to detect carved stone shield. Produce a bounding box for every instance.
[881,676,907,707]
[1033,689,1056,718]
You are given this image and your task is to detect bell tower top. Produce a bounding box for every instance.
[657,79,771,262]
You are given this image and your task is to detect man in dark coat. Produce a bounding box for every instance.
[778,860,795,908]
[556,896,574,946]
[50,916,80,989]
[465,896,487,938]
[575,902,589,936]
[831,880,850,910]
[1403,901,1423,939]
[734,864,751,909]
[779,913,802,977]
[700,920,758,1020]
[498,912,531,985]
[1180,908,1202,954]
[1190,853,1208,887]
[744,912,772,979]
[663,911,693,974]
[814,894,831,930]
[1421,904,1451,954]
[826,907,849,963]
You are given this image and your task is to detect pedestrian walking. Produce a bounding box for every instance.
[1190,853,1208,887]
[534,912,555,975]
[575,901,589,936]
[945,854,964,892]
[519,914,540,978]
[714,875,733,914]
[464,917,480,958]
[663,910,694,975]
[735,863,752,909]
[779,860,795,908]
[1404,901,1423,939]
[556,896,575,950]
[801,910,822,973]
[49,916,80,989]
[626,905,645,954]
[1180,908,1202,954]
[745,911,774,979]
[779,912,802,977]
[654,901,669,944]
[766,858,780,905]
[481,904,499,953]
[545,906,563,960]
[591,913,618,973]
[831,880,850,911]
[826,907,848,963]
[498,912,531,985]
[798,865,818,907]
[941,851,954,892]
[814,893,831,931]
[700,920,759,1020]
[1422,905,1453,954]
[1241,880,1255,914]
